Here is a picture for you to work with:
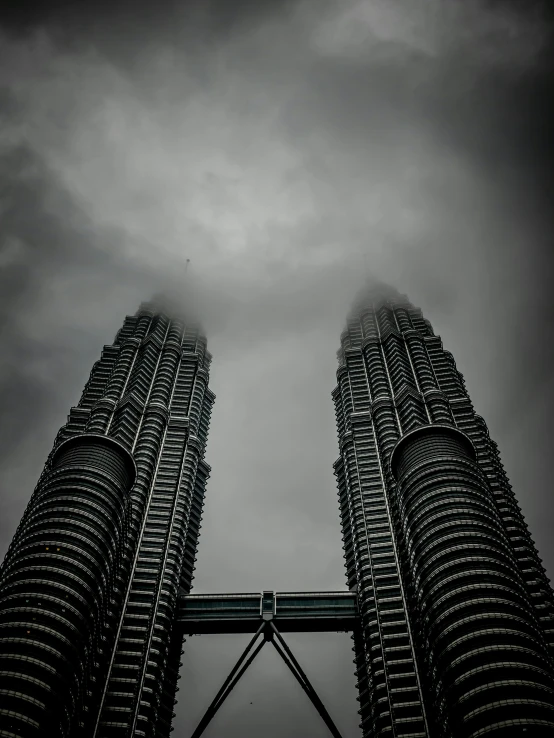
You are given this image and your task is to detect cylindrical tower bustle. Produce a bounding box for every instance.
[391,425,554,737]
[0,435,136,738]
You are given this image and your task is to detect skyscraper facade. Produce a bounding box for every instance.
[333,286,554,737]
[0,299,214,738]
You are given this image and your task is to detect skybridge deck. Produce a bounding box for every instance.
[177,590,358,634]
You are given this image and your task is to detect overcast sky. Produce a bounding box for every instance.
[1,1,553,736]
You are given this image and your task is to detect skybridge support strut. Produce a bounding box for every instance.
[188,620,345,738]
[190,622,266,738]
[268,622,345,738]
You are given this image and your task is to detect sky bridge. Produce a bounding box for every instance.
[177,590,358,634]
[176,591,359,738]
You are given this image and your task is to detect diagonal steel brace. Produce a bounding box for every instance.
[269,621,344,738]
[188,620,344,738]
[190,621,266,738]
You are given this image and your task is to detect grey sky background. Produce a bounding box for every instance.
[1,1,553,736]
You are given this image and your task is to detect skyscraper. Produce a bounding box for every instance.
[332,285,554,737]
[0,299,215,738]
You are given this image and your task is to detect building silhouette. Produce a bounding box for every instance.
[333,284,554,736]
[0,299,215,738]
[1,287,554,738]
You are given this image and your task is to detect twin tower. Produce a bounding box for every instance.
[1,287,554,738]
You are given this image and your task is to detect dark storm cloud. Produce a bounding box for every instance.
[0,145,100,453]
[0,0,289,33]
[0,0,296,71]
[0,142,158,547]
[1,1,554,736]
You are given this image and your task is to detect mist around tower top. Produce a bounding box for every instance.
[0,1,554,736]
